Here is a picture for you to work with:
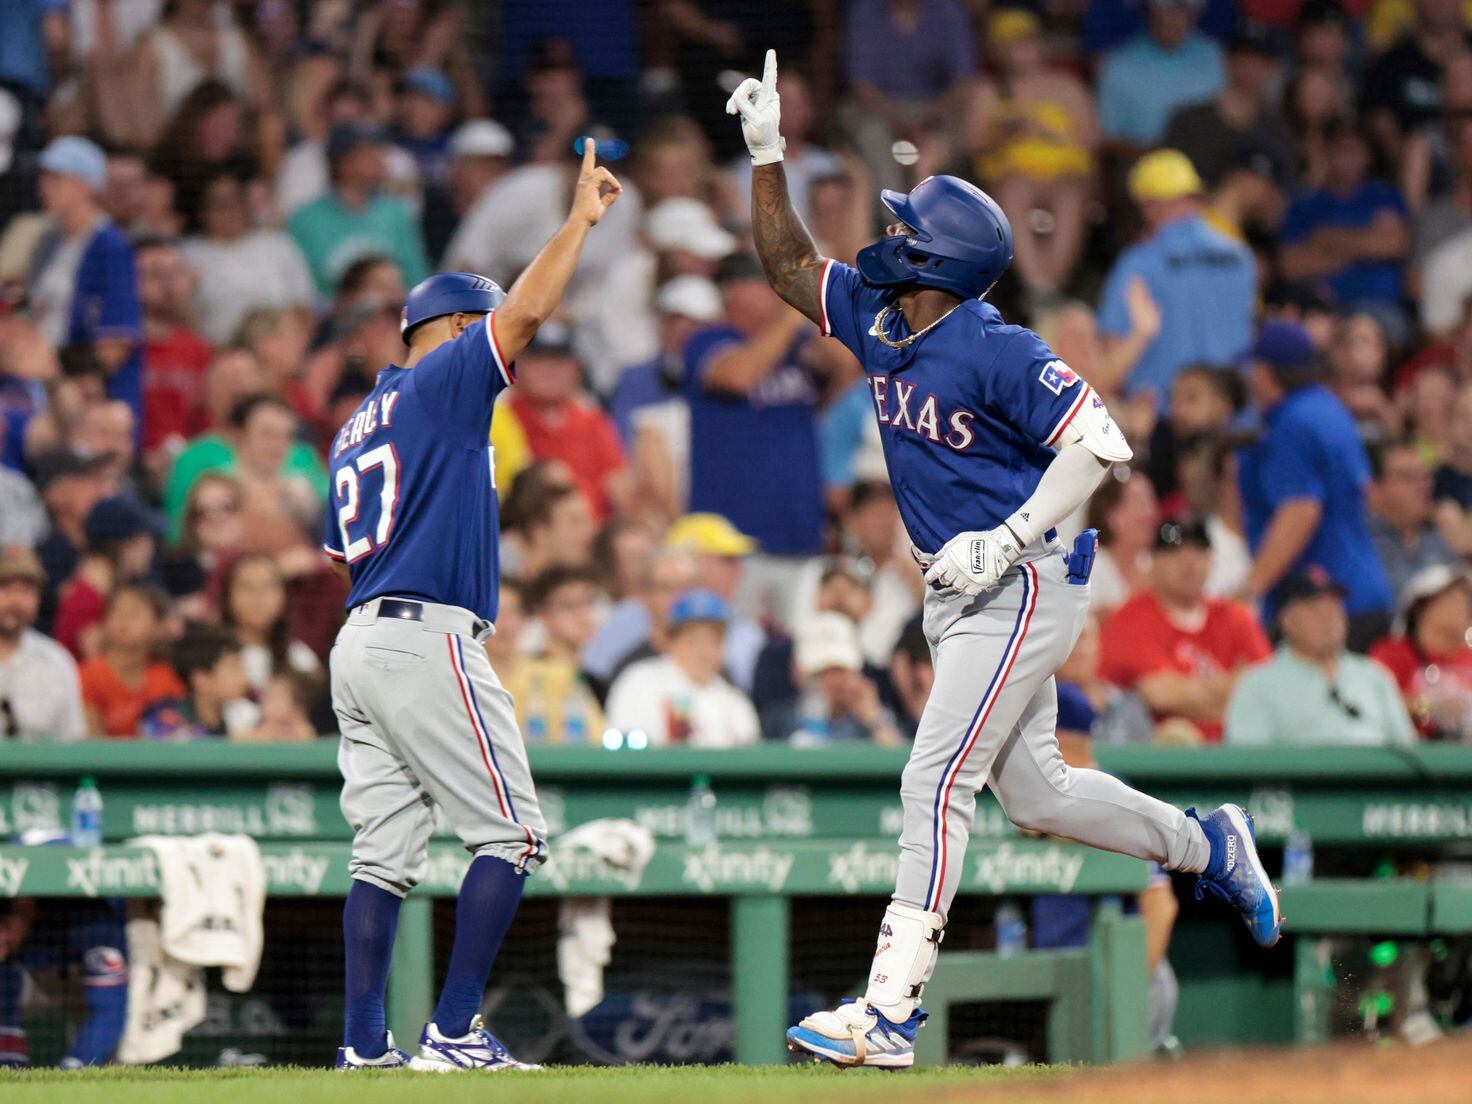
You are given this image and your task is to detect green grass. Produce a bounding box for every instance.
[0,1063,1058,1104]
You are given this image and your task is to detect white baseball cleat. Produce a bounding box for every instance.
[335,1030,411,1070]
[786,999,926,1068]
[407,1015,541,1071]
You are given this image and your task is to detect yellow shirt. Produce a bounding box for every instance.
[502,654,604,745]
[490,395,530,500]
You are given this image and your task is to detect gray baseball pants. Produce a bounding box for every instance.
[331,598,547,897]
[896,547,1209,921]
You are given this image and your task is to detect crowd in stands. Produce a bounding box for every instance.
[2,0,1472,753]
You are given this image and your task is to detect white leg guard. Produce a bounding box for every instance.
[863,900,945,1023]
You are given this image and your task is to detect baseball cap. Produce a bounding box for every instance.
[404,67,455,105]
[646,199,737,261]
[525,319,574,355]
[30,448,109,492]
[1228,19,1276,56]
[668,588,731,629]
[84,496,162,546]
[714,252,766,285]
[0,546,45,586]
[38,136,107,194]
[450,119,514,160]
[1247,320,1316,373]
[326,121,388,163]
[1396,562,1472,625]
[1155,517,1211,551]
[1276,566,1346,609]
[665,513,757,557]
[656,275,724,322]
[1127,149,1204,203]
[988,8,1042,44]
[794,612,863,676]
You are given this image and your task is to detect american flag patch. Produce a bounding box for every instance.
[1038,359,1080,395]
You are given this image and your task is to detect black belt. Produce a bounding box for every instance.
[376,597,490,638]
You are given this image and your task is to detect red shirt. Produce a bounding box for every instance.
[79,657,186,738]
[508,394,625,521]
[1369,635,1472,738]
[142,328,214,451]
[1098,591,1272,742]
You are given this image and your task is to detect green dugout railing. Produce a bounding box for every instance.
[5,743,1472,1062]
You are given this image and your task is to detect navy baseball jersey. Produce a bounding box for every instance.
[818,260,1093,553]
[323,314,514,621]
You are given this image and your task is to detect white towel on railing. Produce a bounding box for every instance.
[131,834,267,991]
[117,917,207,1065]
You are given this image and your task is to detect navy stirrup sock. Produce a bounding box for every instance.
[342,880,403,1056]
[432,855,526,1037]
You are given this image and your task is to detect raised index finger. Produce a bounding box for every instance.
[761,48,777,92]
[580,136,596,173]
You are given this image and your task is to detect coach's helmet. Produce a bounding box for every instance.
[856,175,1014,301]
[400,271,506,342]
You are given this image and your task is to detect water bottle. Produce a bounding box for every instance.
[995,899,1027,958]
[71,776,103,847]
[683,775,718,846]
[1283,826,1314,886]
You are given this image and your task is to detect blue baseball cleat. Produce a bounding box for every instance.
[1187,804,1281,947]
[787,999,926,1068]
[408,1015,540,1071]
[335,1031,411,1070]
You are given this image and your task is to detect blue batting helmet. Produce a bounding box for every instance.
[400,272,506,341]
[856,176,1014,300]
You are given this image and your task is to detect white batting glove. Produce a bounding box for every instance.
[924,527,1023,596]
[725,48,785,166]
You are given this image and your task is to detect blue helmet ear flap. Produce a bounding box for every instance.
[856,235,917,288]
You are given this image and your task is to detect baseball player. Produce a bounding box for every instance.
[727,52,1279,1068]
[324,140,621,1071]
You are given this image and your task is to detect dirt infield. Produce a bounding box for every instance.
[963,1036,1472,1104]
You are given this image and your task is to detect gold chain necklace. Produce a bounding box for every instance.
[869,302,964,349]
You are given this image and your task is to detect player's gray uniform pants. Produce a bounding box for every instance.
[897,546,1208,920]
[331,597,547,897]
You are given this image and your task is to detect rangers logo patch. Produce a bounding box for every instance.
[1039,360,1080,395]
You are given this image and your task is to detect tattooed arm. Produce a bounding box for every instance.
[751,163,827,325]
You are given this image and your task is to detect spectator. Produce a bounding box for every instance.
[1099,518,1272,743]
[1329,312,1398,441]
[219,552,322,693]
[393,68,457,194]
[78,582,183,737]
[1086,467,1161,615]
[605,588,760,747]
[684,253,827,623]
[134,235,213,459]
[1411,69,1472,282]
[663,512,766,691]
[842,480,923,666]
[429,119,515,263]
[158,470,245,609]
[1367,439,1460,603]
[28,137,144,426]
[1176,431,1252,598]
[0,0,69,122]
[612,273,722,449]
[0,545,85,741]
[887,617,934,739]
[140,620,255,740]
[179,170,315,345]
[0,446,45,548]
[508,479,597,580]
[288,121,430,297]
[778,611,902,745]
[1237,321,1394,649]
[1360,0,1472,172]
[31,449,112,618]
[1370,562,1472,740]
[242,671,317,743]
[163,388,327,542]
[1140,364,1240,506]
[484,577,527,690]
[1096,0,1225,151]
[583,547,698,695]
[504,565,605,745]
[1278,119,1411,333]
[1097,150,1255,400]
[840,0,976,194]
[1225,569,1416,747]
[1433,382,1472,537]
[964,7,1098,299]
[506,323,628,522]
[53,495,160,659]
[1161,21,1290,192]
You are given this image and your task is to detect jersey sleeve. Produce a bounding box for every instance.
[985,330,1096,448]
[412,312,516,448]
[817,259,890,361]
[322,497,345,562]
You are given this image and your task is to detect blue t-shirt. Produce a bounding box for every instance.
[71,223,143,426]
[819,260,1103,553]
[1098,215,1255,400]
[819,377,873,491]
[683,325,825,556]
[0,0,67,96]
[324,315,514,622]
[1096,33,1225,145]
[1236,385,1393,618]
[1278,180,1408,306]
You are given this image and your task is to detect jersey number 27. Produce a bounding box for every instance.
[335,444,400,562]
